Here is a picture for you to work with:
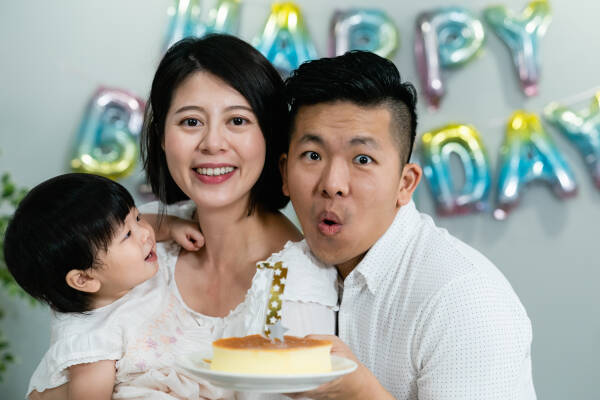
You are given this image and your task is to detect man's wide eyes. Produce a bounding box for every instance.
[303,151,321,161]
[353,154,373,165]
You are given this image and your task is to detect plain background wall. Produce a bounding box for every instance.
[1,0,599,398]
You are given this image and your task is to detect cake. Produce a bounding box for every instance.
[210,334,332,374]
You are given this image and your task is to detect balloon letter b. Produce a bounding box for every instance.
[70,88,145,180]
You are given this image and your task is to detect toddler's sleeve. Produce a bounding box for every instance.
[27,326,123,397]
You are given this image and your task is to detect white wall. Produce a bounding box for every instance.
[1,0,599,399]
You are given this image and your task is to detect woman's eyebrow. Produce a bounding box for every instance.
[174,105,205,114]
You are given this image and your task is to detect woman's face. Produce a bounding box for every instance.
[163,71,266,212]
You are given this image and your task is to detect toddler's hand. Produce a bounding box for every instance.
[168,217,204,251]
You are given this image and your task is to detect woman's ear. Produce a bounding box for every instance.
[279,153,289,196]
[396,163,422,207]
[65,269,101,294]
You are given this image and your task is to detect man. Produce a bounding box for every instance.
[280,51,535,399]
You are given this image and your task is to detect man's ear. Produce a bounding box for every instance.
[279,153,289,196]
[396,163,422,207]
[66,269,102,294]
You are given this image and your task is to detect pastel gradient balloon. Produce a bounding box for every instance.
[164,0,241,50]
[415,7,485,109]
[483,0,551,97]
[254,2,318,76]
[494,111,577,220]
[421,124,491,216]
[330,9,399,59]
[70,88,145,180]
[544,92,600,189]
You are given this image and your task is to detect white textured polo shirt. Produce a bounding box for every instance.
[338,201,536,400]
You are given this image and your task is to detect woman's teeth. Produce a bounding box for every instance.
[196,167,235,176]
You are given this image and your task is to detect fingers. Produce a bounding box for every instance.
[187,230,205,248]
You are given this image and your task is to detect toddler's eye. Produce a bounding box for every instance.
[136,214,141,222]
[303,151,321,161]
[353,154,373,165]
[124,230,131,240]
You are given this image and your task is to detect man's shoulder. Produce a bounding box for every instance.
[393,214,520,312]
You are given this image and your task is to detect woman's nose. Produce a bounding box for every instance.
[199,123,227,154]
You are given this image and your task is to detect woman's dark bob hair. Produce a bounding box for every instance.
[141,34,289,214]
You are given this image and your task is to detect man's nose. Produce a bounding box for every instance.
[319,158,350,198]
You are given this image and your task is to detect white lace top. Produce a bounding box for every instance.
[27,200,338,399]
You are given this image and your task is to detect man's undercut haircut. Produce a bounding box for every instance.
[3,173,135,313]
[285,50,418,164]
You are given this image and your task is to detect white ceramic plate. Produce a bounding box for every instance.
[177,354,358,393]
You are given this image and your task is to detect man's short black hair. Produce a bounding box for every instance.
[3,173,134,313]
[285,50,418,164]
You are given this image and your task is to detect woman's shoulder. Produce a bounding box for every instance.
[260,240,339,307]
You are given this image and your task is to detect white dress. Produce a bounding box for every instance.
[27,201,338,399]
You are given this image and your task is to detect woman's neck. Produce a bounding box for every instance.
[194,200,271,273]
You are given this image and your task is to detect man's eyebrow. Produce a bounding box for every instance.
[296,134,324,145]
[350,136,380,148]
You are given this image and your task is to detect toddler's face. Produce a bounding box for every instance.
[93,208,159,302]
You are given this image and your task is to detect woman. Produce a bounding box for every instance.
[32,35,337,400]
[141,34,337,338]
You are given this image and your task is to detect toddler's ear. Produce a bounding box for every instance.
[66,269,101,293]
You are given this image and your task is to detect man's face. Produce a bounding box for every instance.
[281,101,420,275]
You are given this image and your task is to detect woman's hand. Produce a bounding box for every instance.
[287,335,395,400]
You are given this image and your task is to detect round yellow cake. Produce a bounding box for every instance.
[210,334,332,374]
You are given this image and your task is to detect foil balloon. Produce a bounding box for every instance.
[414,7,485,109]
[421,124,491,216]
[254,2,318,76]
[494,111,577,220]
[164,0,241,50]
[544,92,600,189]
[70,87,145,180]
[330,9,399,59]
[483,0,551,97]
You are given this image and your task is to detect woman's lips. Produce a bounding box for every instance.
[192,167,236,184]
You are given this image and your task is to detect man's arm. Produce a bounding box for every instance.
[415,272,535,399]
[288,335,395,400]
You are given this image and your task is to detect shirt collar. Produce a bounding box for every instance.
[346,200,421,293]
